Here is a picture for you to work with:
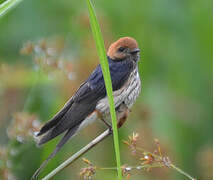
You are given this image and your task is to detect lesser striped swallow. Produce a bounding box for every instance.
[32,37,141,179]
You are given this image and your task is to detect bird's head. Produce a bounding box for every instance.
[107,37,140,62]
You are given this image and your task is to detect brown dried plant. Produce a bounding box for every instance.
[20,37,75,80]
[80,132,196,180]
[80,158,97,179]
[7,112,40,143]
[0,147,16,180]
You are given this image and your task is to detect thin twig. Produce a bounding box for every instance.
[41,129,112,180]
[99,164,164,171]
[170,164,196,180]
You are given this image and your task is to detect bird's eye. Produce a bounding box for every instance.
[118,47,125,52]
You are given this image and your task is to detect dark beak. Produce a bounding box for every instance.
[130,48,140,54]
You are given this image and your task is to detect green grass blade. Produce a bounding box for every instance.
[0,0,22,18]
[85,0,122,179]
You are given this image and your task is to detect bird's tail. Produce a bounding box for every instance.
[34,98,74,141]
[31,125,79,180]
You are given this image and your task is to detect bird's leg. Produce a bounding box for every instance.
[116,103,130,128]
[95,110,112,130]
[101,117,112,130]
[95,103,130,130]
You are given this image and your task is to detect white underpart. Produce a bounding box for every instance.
[96,67,141,113]
[78,67,141,131]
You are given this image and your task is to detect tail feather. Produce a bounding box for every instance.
[37,114,73,146]
[31,125,79,180]
[37,98,74,136]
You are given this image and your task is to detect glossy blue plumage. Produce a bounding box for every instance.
[88,57,134,93]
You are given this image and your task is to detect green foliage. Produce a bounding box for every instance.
[85,0,122,179]
[0,0,213,179]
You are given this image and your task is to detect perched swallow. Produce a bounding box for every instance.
[32,37,141,179]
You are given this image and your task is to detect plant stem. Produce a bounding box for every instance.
[85,0,122,179]
[42,129,112,180]
[170,164,196,180]
[0,0,22,18]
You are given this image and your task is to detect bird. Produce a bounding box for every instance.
[31,37,141,179]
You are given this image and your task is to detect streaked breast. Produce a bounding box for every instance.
[96,68,141,114]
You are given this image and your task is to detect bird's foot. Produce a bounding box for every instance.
[101,118,112,130]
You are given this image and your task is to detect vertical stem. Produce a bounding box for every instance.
[85,0,122,179]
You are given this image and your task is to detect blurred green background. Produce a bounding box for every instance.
[0,0,213,179]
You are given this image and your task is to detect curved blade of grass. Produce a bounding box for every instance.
[85,0,122,179]
[0,0,22,18]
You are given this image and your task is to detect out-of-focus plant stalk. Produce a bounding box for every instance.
[0,0,23,17]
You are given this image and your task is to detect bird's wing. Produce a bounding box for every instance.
[36,65,105,136]
[37,59,133,145]
[32,78,106,180]
[37,69,106,145]
[37,98,74,136]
